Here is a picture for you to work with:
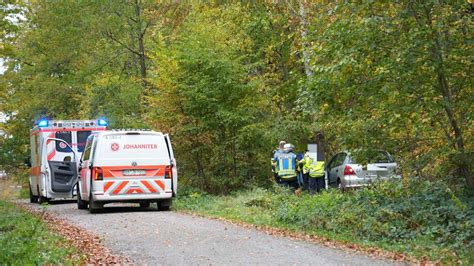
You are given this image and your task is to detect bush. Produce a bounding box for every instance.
[272,179,474,261]
[176,179,474,263]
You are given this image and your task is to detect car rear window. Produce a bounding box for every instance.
[349,151,394,164]
[96,133,169,160]
[369,152,394,163]
[55,131,72,152]
[77,131,92,152]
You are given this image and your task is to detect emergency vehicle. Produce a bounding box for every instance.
[76,130,177,213]
[29,119,108,203]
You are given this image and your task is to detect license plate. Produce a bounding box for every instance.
[123,170,146,176]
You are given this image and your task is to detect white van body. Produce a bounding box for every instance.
[29,119,107,203]
[77,130,177,212]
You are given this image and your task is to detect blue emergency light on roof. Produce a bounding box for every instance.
[37,119,49,127]
[98,119,108,126]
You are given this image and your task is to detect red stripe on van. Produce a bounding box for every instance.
[141,180,157,193]
[47,133,56,161]
[103,181,113,192]
[47,150,56,161]
[112,181,129,195]
[37,127,106,133]
[154,180,165,191]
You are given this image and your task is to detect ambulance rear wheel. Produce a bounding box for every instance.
[29,184,38,203]
[77,190,88,210]
[157,199,172,211]
[88,193,102,213]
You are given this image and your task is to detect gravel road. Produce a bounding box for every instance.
[28,201,401,265]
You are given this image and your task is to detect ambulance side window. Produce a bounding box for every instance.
[55,131,72,152]
[90,139,98,161]
[77,131,92,152]
[82,139,92,161]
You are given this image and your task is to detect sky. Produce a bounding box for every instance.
[0,58,6,74]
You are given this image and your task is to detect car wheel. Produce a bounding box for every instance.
[337,178,343,189]
[77,187,88,210]
[88,193,102,213]
[139,202,150,208]
[29,184,38,203]
[157,199,172,211]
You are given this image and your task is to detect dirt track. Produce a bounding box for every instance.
[24,200,402,265]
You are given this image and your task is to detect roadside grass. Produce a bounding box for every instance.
[0,200,80,264]
[175,179,474,264]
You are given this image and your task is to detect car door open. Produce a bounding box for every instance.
[45,138,78,194]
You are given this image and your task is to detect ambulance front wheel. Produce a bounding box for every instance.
[38,195,49,204]
[29,184,38,203]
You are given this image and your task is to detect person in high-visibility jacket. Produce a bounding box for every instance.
[303,156,326,195]
[271,141,286,184]
[274,143,298,189]
[300,151,311,191]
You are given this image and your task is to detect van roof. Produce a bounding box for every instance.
[31,119,107,132]
[95,130,165,137]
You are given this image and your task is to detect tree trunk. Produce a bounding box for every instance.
[134,0,147,80]
[426,11,472,188]
[298,1,313,80]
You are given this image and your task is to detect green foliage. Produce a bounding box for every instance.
[305,2,473,182]
[175,180,474,263]
[0,201,79,264]
[0,2,472,190]
[148,4,279,192]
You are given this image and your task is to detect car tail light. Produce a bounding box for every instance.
[343,165,355,176]
[93,167,103,180]
[164,165,172,179]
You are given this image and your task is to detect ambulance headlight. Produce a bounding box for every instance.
[37,119,49,127]
[98,119,107,126]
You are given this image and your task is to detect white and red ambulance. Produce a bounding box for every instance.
[29,119,107,203]
[76,130,177,213]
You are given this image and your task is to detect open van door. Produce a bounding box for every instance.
[45,138,78,195]
[164,134,177,196]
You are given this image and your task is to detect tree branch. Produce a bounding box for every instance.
[105,30,141,56]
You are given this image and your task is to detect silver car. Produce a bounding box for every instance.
[326,151,400,189]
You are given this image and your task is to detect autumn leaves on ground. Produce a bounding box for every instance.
[0,179,129,264]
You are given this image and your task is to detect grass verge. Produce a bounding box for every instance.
[0,200,79,264]
[175,179,474,264]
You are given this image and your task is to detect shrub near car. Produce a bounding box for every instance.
[326,151,400,189]
[77,130,177,213]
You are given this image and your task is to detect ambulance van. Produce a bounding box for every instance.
[29,119,108,203]
[77,130,177,213]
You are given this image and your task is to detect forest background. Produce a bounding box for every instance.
[1,1,472,193]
